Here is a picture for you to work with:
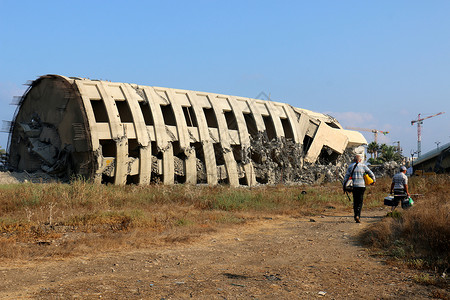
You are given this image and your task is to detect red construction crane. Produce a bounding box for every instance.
[411,112,445,157]
[345,127,389,143]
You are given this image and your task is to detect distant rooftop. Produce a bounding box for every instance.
[414,141,450,165]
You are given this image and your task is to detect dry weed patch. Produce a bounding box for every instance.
[1,175,447,267]
[361,175,450,288]
[0,180,354,259]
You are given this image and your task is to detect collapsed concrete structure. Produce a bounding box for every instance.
[8,75,367,186]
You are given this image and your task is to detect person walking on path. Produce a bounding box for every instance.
[390,166,410,208]
[343,154,376,223]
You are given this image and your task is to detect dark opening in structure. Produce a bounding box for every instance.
[172,141,186,183]
[151,141,159,157]
[183,106,198,127]
[231,145,242,163]
[115,100,133,123]
[255,172,268,184]
[139,101,154,125]
[212,143,228,183]
[151,140,162,183]
[224,111,238,130]
[281,118,294,140]
[213,143,228,184]
[191,142,207,184]
[128,139,139,159]
[326,122,340,129]
[251,151,262,164]
[231,144,248,186]
[161,104,177,126]
[239,176,248,186]
[243,113,258,139]
[318,146,340,165]
[102,174,115,184]
[255,177,268,184]
[172,141,182,157]
[100,139,116,157]
[203,108,218,128]
[91,100,109,122]
[302,135,313,155]
[262,115,276,141]
[126,175,139,184]
[213,143,225,166]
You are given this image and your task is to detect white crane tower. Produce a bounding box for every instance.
[411,112,445,157]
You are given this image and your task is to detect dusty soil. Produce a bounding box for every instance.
[0,208,441,299]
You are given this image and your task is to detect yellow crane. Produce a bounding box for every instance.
[345,127,389,144]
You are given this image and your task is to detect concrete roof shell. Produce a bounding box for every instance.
[8,75,367,186]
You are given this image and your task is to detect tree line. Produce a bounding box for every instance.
[366,142,403,165]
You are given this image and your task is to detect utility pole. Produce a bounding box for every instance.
[393,141,401,154]
[410,150,417,174]
[435,141,441,150]
[411,112,445,157]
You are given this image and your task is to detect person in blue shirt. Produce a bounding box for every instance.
[343,154,376,223]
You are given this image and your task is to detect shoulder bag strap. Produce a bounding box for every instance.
[350,163,358,178]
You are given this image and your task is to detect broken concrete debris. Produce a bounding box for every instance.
[370,161,400,179]
[8,74,367,186]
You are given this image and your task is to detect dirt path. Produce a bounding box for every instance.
[0,208,437,299]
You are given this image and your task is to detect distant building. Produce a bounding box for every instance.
[412,142,450,174]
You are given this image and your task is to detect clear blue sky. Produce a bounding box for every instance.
[1,0,449,157]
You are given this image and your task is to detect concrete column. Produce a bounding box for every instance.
[166,89,196,184]
[208,94,239,187]
[247,98,266,132]
[122,84,152,185]
[293,110,311,147]
[265,101,285,137]
[143,87,174,184]
[75,81,103,183]
[227,96,256,186]
[283,105,301,143]
[97,82,128,185]
[75,81,100,150]
[187,91,218,185]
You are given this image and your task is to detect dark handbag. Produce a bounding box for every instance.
[344,163,358,192]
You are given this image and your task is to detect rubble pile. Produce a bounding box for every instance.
[249,133,303,184]
[299,148,356,185]
[369,161,399,179]
[247,132,356,185]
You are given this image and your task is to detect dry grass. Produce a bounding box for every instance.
[0,175,447,269]
[0,179,355,260]
[361,174,450,287]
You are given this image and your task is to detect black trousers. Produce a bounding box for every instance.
[393,188,407,207]
[352,187,366,219]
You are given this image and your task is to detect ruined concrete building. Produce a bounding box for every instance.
[8,75,367,186]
